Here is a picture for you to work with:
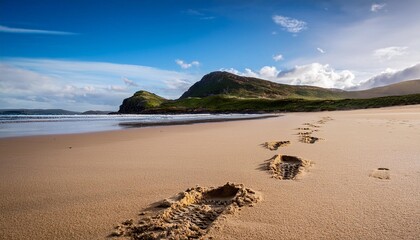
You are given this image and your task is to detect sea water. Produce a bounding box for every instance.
[0,114,266,138]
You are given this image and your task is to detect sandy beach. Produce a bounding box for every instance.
[1,105,419,239]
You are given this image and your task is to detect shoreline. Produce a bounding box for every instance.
[118,114,279,128]
[0,114,279,139]
[1,106,419,239]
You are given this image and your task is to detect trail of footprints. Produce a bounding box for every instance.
[297,116,333,144]
[261,116,333,180]
[111,183,260,239]
[111,116,342,238]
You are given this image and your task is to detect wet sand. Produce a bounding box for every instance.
[1,105,419,239]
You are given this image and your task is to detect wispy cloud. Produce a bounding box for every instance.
[184,9,204,16]
[272,15,307,33]
[0,24,77,35]
[175,59,200,69]
[373,46,408,60]
[183,9,215,20]
[200,16,215,20]
[109,85,127,92]
[273,54,284,62]
[122,77,138,87]
[0,58,199,111]
[371,3,386,12]
[317,47,325,54]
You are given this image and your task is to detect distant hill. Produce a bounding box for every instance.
[0,109,114,115]
[343,79,420,99]
[0,109,80,115]
[81,110,113,115]
[180,71,343,100]
[118,71,420,114]
[118,90,167,113]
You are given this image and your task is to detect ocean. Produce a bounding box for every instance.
[0,114,271,138]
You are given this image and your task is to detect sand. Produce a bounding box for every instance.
[0,105,419,239]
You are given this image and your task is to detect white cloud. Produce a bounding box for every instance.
[317,47,325,54]
[243,68,259,78]
[277,63,355,89]
[0,24,76,35]
[221,66,279,80]
[223,62,420,91]
[272,15,307,33]
[259,66,280,79]
[222,63,356,89]
[353,63,420,89]
[220,68,242,76]
[373,46,408,60]
[175,59,200,69]
[371,3,386,12]
[0,59,199,111]
[222,68,259,78]
[273,54,284,62]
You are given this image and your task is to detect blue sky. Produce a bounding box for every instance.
[1,0,420,111]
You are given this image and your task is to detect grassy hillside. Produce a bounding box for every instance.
[119,90,167,113]
[343,79,420,99]
[118,72,420,114]
[139,94,420,113]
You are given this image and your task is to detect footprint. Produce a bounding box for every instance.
[369,168,390,180]
[296,117,330,144]
[317,116,334,124]
[268,155,313,180]
[262,141,290,150]
[111,183,260,239]
[303,123,320,128]
[299,135,322,144]
[297,131,313,136]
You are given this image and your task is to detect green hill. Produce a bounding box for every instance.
[343,79,420,99]
[118,90,167,114]
[118,71,420,114]
[180,71,343,100]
